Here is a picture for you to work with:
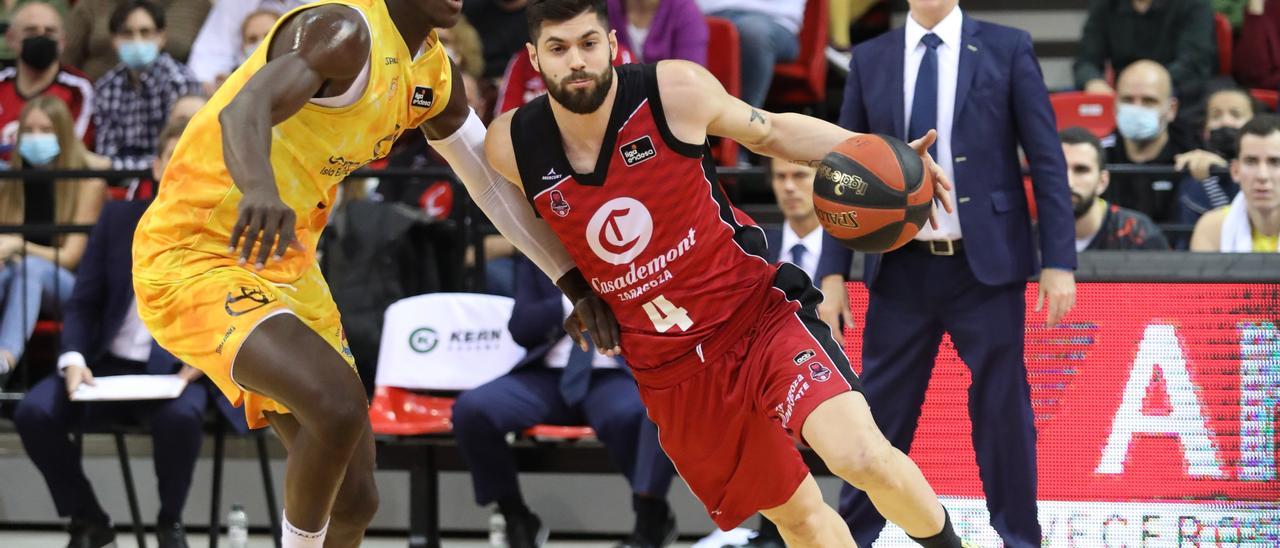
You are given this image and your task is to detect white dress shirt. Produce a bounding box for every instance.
[58,296,154,375]
[904,6,964,241]
[780,222,824,280]
[187,0,308,83]
[543,296,622,370]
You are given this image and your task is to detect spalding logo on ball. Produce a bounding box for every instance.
[814,134,934,253]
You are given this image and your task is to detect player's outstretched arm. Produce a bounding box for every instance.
[419,67,578,286]
[219,5,369,268]
[655,60,953,221]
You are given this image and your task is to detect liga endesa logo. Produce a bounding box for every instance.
[586,197,653,265]
[841,283,1280,546]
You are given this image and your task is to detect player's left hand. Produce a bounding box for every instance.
[907,130,955,230]
[1036,268,1076,327]
[565,294,623,357]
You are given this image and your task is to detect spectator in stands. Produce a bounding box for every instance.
[696,0,804,108]
[62,0,210,81]
[607,0,707,64]
[1062,127,1170,250]
[0,0,68,60]
[765,157,823,278]
[1234,0,1280,89]
[92,1,201,170]
[1104,60,1197,223]
[13,120,210,548]
[166,92,206,126]
[1074,0,1214,103]
[0,2,93,157]
[440,15,485,80]
[826,0,880,70]
[452,255,678,548]
[188,1,299,93]
[464,0,531,80]
[0,96,106,374]
[1191,113,1280,251]
[1175,85,1255,231]
[238,8,279,64]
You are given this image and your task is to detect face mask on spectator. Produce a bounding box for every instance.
[1208,127,1241,159]
[1116,104,1163,141]
[20,35,58,70]
[19,133,60,165]
[119,40,160,70]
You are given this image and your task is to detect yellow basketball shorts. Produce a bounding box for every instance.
[133,264,355,429]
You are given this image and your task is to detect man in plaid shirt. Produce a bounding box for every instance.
[93,0,200,170]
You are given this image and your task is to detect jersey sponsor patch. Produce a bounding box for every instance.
[412,86,434,108]
[793,349,816,365]
[619,135,657,167]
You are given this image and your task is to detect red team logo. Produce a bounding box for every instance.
[808,362,832,382]
[549,190,571,217]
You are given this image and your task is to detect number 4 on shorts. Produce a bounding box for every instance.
[642,295,694,333]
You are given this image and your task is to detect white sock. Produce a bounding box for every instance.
[282,510,329,548]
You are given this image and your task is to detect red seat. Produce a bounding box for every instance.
[1215,12,1232,76]
[1250,88,1279,111]
[705,17,742,166]
[368,387,454,436]
[523,425,596,440]
[34,320,61,336]
[1050,91,1115,138]
[106,186,128,201]
[767,0,829,109]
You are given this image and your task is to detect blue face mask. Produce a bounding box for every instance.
[1116,103,1163,141]
[19,133,60,165]
[118,40,160,70]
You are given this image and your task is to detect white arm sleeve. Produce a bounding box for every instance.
[428,109,577,281]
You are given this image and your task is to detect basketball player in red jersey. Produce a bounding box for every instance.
[484,1,969,547]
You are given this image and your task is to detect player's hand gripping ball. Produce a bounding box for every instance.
[813,134,934,252]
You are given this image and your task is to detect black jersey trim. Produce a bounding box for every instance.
[770,264,861,389]
[700,153,769,260]
[643,63,706,159]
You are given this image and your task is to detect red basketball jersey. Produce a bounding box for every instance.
[511,64,779,374]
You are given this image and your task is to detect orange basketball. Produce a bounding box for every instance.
[813,134,934,253]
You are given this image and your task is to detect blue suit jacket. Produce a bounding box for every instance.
[62,200,241,428]
[507,256,626,370]
[817,15,1076,286]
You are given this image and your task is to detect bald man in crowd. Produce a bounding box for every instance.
[1103,59,1196,222]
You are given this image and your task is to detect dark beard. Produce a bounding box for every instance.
[544,67,614,114]
[1072,192,1096,219]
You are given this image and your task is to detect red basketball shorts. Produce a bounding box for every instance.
[634,265,862,530]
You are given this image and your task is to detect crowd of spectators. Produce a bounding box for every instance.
[0,1,1278,545]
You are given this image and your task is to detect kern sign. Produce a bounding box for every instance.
[841,283,1280,547]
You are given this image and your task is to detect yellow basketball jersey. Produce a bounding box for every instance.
[134,0,452,284]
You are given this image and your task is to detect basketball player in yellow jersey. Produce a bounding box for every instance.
[132,0,587,546]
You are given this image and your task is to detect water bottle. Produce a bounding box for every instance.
[488,511,506,547]
[227,504,249,548]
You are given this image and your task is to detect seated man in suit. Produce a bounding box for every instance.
[14,119,209,548]
[452,255,678,548]
[764,157,823,280]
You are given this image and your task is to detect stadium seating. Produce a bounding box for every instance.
[705,17,742,166]
[1251,88,1279,111]
[766,0,829,111]
[1050,91,1116,138]
[1215,12,1232,77]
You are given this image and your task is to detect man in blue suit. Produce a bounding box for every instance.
[763,157,824,281]
[815,1,1077,546]
[451,255,677,548]
[14,120,221,548]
